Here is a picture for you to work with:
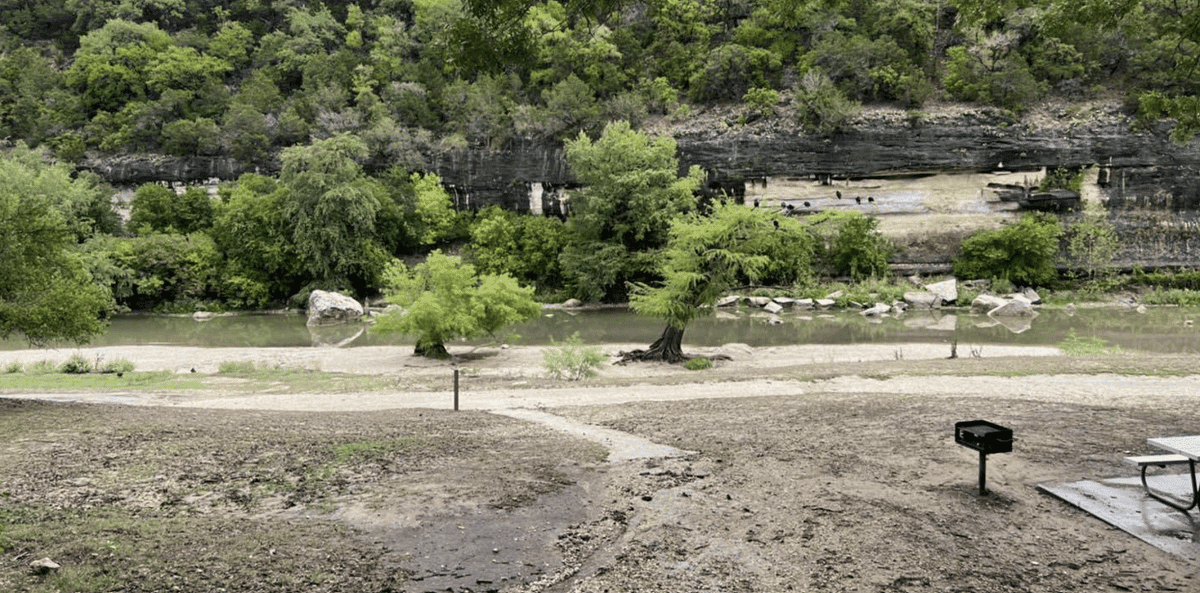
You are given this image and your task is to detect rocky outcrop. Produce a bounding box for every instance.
[306,290,364,327]
[78,103,1200,216]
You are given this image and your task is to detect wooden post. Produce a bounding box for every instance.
[453,368,459,411]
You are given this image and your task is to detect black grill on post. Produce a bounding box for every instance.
[955,420,1014,495]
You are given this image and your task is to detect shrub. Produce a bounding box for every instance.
[58,353,93,374]
[684,357,713,371]
[218,361,257,374]
[953,214,1061,287]
[3,361,22,374]
[99,358,136,374]
[795,69,859,136]
[25,360,57,374]
[542,333,606,380]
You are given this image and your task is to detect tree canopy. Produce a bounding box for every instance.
[560,120,703,301]
[623,201,813,363]
[371,251,541,358]
[0,146,111,344]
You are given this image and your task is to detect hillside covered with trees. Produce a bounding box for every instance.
[2,0,1199,160]
[2,0,1199,345]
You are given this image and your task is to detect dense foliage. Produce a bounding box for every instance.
[2,0,1199,161]
[953,213,1062,287]
[8,0,1196,342]
[371,251,541,357]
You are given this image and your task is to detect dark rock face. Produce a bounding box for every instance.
[78,105,1200,214]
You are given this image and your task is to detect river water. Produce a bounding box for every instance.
[4,305,1199,354]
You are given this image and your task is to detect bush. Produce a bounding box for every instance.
[953,214,1062,287]
[542,333,606,380]
[795,70,859,136]
[99,357,135,374]
[218,361,257,374]
[3,361,22,374]
[25,360,56,375]
[58,353,93,374]
[684,357,713,370]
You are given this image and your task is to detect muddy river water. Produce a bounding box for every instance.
[4,304,1199,354]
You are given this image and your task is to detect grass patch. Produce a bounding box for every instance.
[542,333,606,380]
[218,360,259,374]
[684,357,713,370]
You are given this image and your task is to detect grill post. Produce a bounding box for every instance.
[955,420,1013,496]
[978,450,988,495]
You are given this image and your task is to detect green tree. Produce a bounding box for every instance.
[280,134,387,295]
[795,69,860,136]
[467,206,567,292]
[210,174,304,306]
[66,19,172,115]
[0,146,110,344]
[129,183,213,234]
[1065,200,1119,279]
[623,201,811,363]
[561,121,703,301]
[811,211,893,280]
[371,251,541,358]
[954,213,1062,287]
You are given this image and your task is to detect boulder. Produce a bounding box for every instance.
[1022,287,1042,304]
[903,291,941,309]
[971,294,1008,313]
[772,297,796,307]
[747,296,772,307]
[763,302,784,314]
[192,311,216,321]
[795,298,815,309]
[715,295,740,308]
[861,302,891,317]
[988,299,1036,317]
[825,290,844,300]
[306,290,364,327]
[562,298,583,308]
[815,298,836,308]
[924,279,958,304]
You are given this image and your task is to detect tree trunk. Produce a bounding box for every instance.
[616,324,687,364]
[415,340,451,359]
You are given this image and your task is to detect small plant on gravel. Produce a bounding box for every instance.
[542,333,606,380]
[25,360,57,374]
[3,361,21,374]
[1058,329,1123,355]
[684,357,713,371]
[98,358,136,374]
[218,361,257,374]
[57,354,93,374]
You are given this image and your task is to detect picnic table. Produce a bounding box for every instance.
[1127,436,1200,513]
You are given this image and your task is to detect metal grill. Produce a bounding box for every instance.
[955,420,1014,494]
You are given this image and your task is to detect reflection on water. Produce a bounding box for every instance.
[3,306,1199,354]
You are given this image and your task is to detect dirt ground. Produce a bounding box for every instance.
[3,343,1200,592]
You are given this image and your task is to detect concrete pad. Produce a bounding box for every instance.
[1039,474,1200,561]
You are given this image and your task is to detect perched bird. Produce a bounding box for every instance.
[803,201,810,207]
[867,196,875,203]
[753,199,760,208]
[772,220,780,230]
[855,196,862,204]
[836,190,842,199]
